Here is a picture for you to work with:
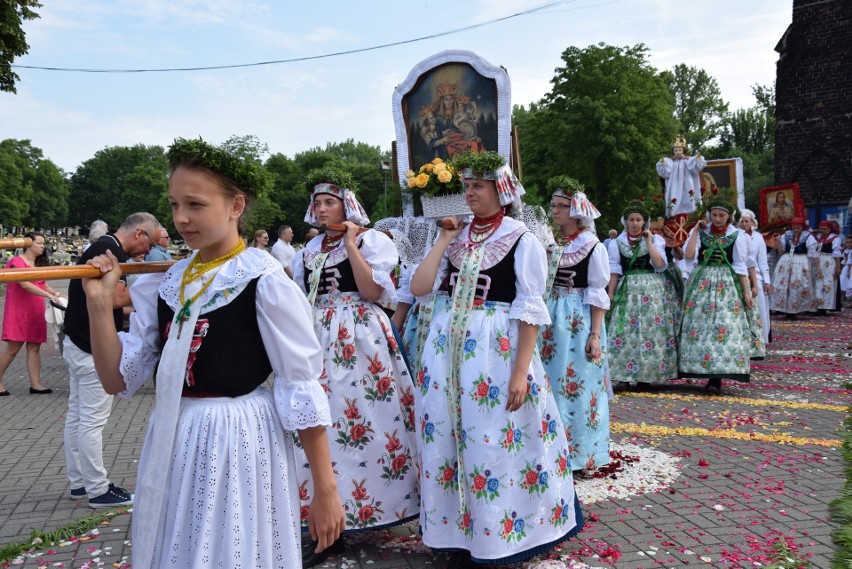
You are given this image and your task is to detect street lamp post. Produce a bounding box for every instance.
[380,160,391,214]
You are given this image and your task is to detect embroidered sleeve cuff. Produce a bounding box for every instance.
[117,331,159,399]
[584,287,611,310]
[372,269,397,305]
[274,378,332,431]
[509,295,551,326]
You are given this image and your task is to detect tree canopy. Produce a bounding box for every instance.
[0,0,40,93]
[0,139,68,227]
[661,64,729,150]
[514,43,677,232]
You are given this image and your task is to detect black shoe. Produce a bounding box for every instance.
[29,387,53,394]
[301,536,345,568]
[445,550,473,569]
[704,378,722,395]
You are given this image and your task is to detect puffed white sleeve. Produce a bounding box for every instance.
[806,234,819,258]
[359,230,399,304]
[691,154,707,171]
[656,158,673,178]
[731,233,749,276]
[608,239,622,276]
[682,228,700,270]
[584,242,611,310]
[256,271,331,431]
[833,236,843,258]
[116,273,164,399]
[755,236,770,282]
[509,232,551,326]
[396,264,417,306]
[652,234,668,272]
[291,248,307,295]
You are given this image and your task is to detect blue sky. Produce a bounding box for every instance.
[2,0,791,173]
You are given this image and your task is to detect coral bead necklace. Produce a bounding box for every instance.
[468,209,504,244]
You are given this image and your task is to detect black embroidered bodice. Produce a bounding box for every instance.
[440,239,521,304]
[620,249,654,274]
[698,232,737,266]
[554,250,592,289]
[785,235,809,255]
[158,278,272,397]
[303,257,358,295]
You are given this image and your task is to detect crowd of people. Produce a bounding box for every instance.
[0,138,849,569]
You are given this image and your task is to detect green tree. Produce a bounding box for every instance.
[69,145,168,228]
[0,0,41,93]
[0,147,29,225]
[515,43,677,233]
[0,138,68,227]
[711,84,776,211]
[660,64,729,150]
[31,159,69,227]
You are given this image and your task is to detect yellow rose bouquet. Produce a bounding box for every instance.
[405,158,462,197]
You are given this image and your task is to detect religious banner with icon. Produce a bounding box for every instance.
[392,50,512,216]
[759,183,805,231]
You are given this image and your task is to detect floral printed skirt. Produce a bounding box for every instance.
[540,290,610,471]
[606,273,679,384]
[293,293,419,532]
[771,253,817,314]
[418,298,583,563]
[678,266,758,381]
[815,252,839,310]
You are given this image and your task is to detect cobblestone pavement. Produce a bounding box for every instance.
[0,281,848,568]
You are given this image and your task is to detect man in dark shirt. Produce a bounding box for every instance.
[63,212,160,508]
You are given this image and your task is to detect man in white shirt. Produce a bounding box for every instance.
[270,225,295,278]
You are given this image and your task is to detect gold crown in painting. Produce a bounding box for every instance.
[436,83,458,97]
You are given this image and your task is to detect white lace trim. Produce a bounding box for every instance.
[159,248,280,312]
[584,287,611,311]
[551,234,598,267]
[117,331,158,398]
[372,268,397,305]
[447,225,527,271]
[274,379,332,431]
[509,294,551,326]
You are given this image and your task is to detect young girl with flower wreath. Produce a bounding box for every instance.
[679,196,765,393]
[606,200,679,387]
[291,167,419,567]
[410,151,583,567]
[81,138,344,568]
[539,176,612,473]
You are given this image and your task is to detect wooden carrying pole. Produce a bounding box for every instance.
[0,261,176,284]
[0,237,33,250]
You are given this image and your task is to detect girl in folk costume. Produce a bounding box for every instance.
[771,217,819,318]
[410,152,583,567]
[81,139,344,569]
[539,176,611,473]
[291,167,419,567]
[679,196,765,394]
[813,220,843,312]
[840,235,852,301]
[606,201,679,387]
[739,209,772,345]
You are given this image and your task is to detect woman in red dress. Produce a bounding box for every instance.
[0,232,64,395]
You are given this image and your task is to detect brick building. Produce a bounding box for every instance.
[774,0,852,229]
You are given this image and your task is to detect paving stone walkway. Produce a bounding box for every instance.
[0,280,847,568]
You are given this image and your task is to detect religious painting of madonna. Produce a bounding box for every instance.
[393,50,512,180]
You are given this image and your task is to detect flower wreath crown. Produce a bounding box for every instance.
[302,166,359,194]
[167,138,269,198]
